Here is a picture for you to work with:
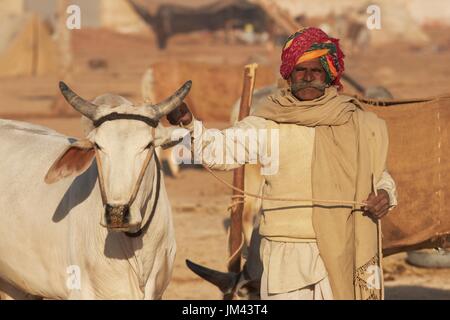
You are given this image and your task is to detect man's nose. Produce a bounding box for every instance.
[304,70,314,82]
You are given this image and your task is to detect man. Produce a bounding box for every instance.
[168,27,397,300]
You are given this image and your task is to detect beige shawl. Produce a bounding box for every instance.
[252,86,388,300]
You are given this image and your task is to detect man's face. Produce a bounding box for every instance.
[288,58,328,101]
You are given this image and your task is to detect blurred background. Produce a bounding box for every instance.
[0,0,449,299]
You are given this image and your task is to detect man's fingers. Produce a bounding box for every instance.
[363,192,376,209]
[374,207,389,219]
[373,197,389,213]
[366,192,376,201]
[372,202,390,219]
[364,196,389,219]
[167,102,193,126]
[376,205,389,217]
[179,105,188,116]
[378,207,390,218]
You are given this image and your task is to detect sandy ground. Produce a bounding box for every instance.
[1,25,450,299]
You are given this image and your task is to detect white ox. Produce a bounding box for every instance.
[0,81,191,299]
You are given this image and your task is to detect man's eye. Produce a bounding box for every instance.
[94,142,102,150]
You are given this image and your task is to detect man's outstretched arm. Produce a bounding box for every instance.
[167,103,269,171]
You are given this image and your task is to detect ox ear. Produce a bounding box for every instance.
[45,140,95,184]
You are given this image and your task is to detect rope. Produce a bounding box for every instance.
[213,163,369,267]
[226,227,245,267]
[374,187,385,300]
[94,130,155,209]
[203,164,367,207]
[227,195,246,212]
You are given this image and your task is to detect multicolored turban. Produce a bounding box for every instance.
[280,27,345,90]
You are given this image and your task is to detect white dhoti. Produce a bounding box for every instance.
[259,238,334,300]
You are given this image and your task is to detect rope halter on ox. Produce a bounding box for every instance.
[58,80,192,237]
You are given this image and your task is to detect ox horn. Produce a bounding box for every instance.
[185,259,239,296]
[59,81,98,120]
[150,80,192,120]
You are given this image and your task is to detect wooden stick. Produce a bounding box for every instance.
[227,64,258,277]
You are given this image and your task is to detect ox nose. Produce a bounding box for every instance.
[105,204,130,229]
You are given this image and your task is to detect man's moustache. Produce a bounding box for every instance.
[291,81,328,92]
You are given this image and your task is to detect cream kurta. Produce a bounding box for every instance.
[185,115,397,297]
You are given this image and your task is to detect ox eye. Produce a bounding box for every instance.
[145,142,154,149]
[94,142,102,150]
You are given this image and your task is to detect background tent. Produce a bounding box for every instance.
[0,14,58,77]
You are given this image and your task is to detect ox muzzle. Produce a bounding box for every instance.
[104,204,131,229]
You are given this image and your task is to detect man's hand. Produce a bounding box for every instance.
[167,102,193,126]
[363,189,390,219]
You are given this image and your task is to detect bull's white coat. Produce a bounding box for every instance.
[0,95,178,299]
